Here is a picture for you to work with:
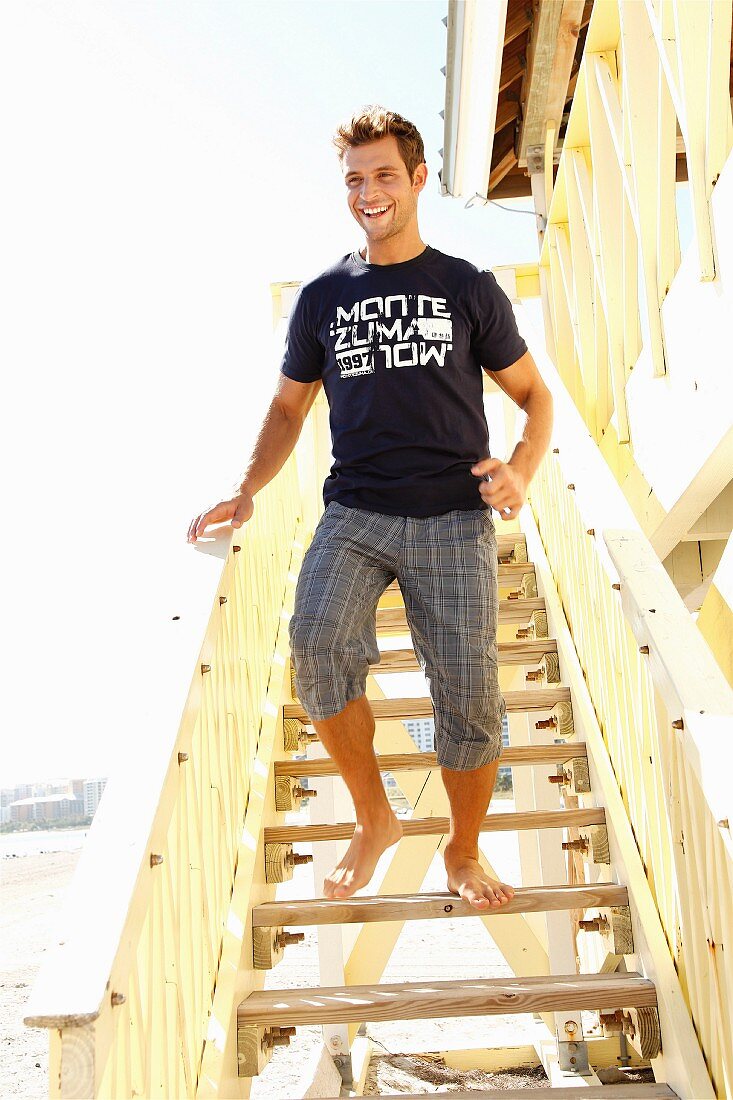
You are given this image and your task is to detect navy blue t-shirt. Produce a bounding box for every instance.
[279,243,528,517]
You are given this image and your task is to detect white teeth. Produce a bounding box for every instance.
[364,205,389,215]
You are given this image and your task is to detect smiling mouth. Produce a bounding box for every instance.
[361,204,393,220]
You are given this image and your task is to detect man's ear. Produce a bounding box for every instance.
[413,162,428,193]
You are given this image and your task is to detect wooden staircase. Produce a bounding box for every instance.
[237,531,675,1097]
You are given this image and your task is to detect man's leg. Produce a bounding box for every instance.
[398,508,514,911]
[311,694,402,899]
[288,503,404,901]
[442,760,515,909]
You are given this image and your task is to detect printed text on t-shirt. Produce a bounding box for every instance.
[328,294,454,378]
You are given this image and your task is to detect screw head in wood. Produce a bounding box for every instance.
[150,853,164,867]
[287,852,313,866]
[672,718,684,730]
[178,752,189,764]
[587,528,595,536]
[219,596,227,605]
[552,447,560,454]
[276,931,305,947]
[567,483,575,491]
[639,645,649,655]
[562,838,588,852]
[111,991,126,1006]
[612,582,621,591]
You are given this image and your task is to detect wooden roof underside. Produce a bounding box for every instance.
[489,0,733,200]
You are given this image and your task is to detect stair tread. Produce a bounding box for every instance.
[264,806,605,844]
[369,639,558,672]
[275,743,585,778]
[496,530,527,551]
[309,1087,676,1099]
[377,598,545,630]
[385,562,535,592]
[252,882,628,927]
[284,687,570,723]
[237,971,657,1026]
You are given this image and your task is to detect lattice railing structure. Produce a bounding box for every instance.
[25,458,303,1098]
[517,350,733,1097]
[540,0,732,448]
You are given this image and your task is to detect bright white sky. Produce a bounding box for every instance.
[1,2,683,787]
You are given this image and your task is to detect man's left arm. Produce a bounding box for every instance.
[471,349,554,520]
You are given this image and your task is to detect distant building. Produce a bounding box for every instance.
[498,714,512,782]
[84,777,108,817]
[9,794,84,823]
[404,718,435,753]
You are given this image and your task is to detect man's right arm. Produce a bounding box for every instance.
[186,375,322,543]
[234,374,323,497]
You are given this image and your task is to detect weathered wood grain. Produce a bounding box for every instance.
[264,806,606,844]
[237,972,657,1027]
[252,882,629,928]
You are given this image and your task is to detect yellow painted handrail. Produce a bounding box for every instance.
[24,457,305,1098]
[516,340,733,1097]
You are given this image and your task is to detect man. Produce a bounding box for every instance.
[187,106,553,911]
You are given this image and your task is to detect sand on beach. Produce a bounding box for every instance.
[1,849,81,1100]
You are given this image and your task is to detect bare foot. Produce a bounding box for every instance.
[323,811,403,899]
[444,848,515,910]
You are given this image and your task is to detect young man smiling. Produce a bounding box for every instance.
[187,106,553,910]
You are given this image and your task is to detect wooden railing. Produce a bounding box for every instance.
[507,327,733,1097]
[25,457,305,1099]
[538,0,733,554]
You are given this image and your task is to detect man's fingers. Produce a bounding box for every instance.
[471,457,502,476]
[188,514,203,542]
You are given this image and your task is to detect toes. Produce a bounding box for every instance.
[464,889,491,909]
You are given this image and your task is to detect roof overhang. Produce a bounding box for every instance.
[441,0,592,200]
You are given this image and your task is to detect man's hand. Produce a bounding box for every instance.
[186,492,254,543]
[471,458,527,521]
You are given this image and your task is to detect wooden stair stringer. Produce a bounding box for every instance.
[339,679,552,1038]
[519,507,714,1098]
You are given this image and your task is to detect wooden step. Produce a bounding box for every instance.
[384,562,535,594]
[377,597,545,633]
[496,531,527,556]
[264,806,605,845]
[252,882,628,928]
[372,639,558,673]
[283,686,570,724]
[237,971,657,1028]
[311,1087,677,1100]
[275,742,586,779]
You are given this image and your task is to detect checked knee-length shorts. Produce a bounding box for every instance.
[288,500,507,771]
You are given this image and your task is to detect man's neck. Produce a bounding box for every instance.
[359,233,427,266]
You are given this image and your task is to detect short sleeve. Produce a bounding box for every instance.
[279,284,325,383]
[470,269,528,372]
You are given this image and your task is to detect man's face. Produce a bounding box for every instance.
[342,134,427,243]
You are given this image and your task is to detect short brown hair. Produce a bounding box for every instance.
[332,105,426,180]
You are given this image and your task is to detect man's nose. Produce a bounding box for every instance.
[359,181,380,202]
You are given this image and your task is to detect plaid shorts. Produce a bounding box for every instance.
[288,500,506,771]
